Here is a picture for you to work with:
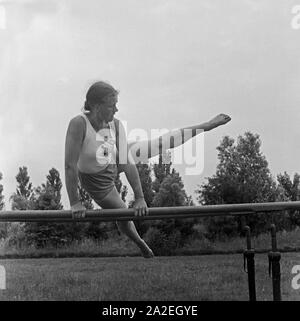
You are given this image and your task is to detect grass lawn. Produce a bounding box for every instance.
[0,253,300,301]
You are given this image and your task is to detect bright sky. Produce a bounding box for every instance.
[0,0,300,209]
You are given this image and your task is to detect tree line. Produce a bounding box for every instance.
[0,132,299,253]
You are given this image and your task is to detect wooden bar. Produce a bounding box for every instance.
[0,201,299,222]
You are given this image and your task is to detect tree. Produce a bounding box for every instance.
[152,170,187,207]
[10,167,35,210]
[151,151,194,240]
[0,172,7,239]
[277,172,300,227]
[143,164,194,254]
[15,166,33,199]
[136,162,155,207]
[152,169,194,236]
[128,151,193,243]
[152,152,172,193]
[43,168,63,208]
[24,168,68,247]
[196,132,279,237]
[7,167,35,246]
[0,172,4,210]
[277,172,300,201]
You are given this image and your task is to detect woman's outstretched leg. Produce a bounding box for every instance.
[98,187,154,258]
[127,113,231,164]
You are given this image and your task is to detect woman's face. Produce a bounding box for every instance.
[97,94,118,122]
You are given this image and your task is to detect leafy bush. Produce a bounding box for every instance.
[144,227,181,256]
[5,223,27,248]
[191,223,209,240]
[0,223,8,239]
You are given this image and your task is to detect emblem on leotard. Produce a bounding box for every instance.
[96,132,115,166]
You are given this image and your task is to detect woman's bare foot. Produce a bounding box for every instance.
[139,240,154,258]
[208,114,231,128]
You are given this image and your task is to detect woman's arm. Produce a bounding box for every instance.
[115,119,147,215]
[123,156,148,216]
[64,116,85,207]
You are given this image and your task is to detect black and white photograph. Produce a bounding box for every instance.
[0,0,300,308]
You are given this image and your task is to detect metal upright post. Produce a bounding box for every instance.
[268,224,282,301]
[243,226,256,301]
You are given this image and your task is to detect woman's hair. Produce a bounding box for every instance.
[82,81,119,113]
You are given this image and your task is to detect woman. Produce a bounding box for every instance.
[65,81,154,258]
[64,81,231,258]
